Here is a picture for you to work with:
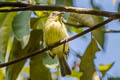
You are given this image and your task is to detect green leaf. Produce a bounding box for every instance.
[99,63,114,76]
[118,2,120,13]
[71,27,83,33]
[29,30,52,80]
[0,12,17,27]
[30,17,46,29]
[92,16,104,48]
[79,38,100,80]
[30,16,51,79]
[30,15,47,30]
[6,29,43,80]
[69,13,95,27]
[6,38,27,80]
[47,0,56,5]
[56,0,73,6]
[0,12,17,62]
[6,0,16,2]
[0,13,7,26]
[35,0,48,4]
[90,0,105,48]
[68,13,105,48]
[0,27,10,62]
[30,54,52,80]
[12,11,31,48]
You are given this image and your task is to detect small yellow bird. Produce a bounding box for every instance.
[43,11,71,76]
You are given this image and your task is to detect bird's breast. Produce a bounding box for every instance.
[44,20,68,45]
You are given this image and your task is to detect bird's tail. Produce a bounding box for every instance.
[57,55,71,76]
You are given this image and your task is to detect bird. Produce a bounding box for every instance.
[43,11,71,76]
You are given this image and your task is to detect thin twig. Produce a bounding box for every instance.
[0,18,114,68]
[104,30,120,33]
[0,2,120,19]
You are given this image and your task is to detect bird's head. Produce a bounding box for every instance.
[48,11,64,21]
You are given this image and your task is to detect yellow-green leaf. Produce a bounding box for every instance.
[0,12,17,62]
[99,63,114,76]
[0,69,5,80]
[67,70,83,79]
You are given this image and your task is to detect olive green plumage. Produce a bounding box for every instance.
[43,11,71,76]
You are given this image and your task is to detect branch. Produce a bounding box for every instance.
[0,18,114,68]
[0,2,120,19]
[0,2,29,7]
[105,29,120,33]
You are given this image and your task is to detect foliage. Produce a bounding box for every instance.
[79,38,100,80]
[0,0,119,80]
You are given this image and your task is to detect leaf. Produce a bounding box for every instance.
[30,54,52,80]
[0,27,10,62]
[29,30,52,80]
[17,66,30,80]
[56,0,73,6]
[69,13,95,27]
[30,17,47,29]
[90,0,105,48]
[71,27,83,33]
[0,13,7,26]
[118,3,120,13]
[92,16,105,48]
[30,16,51,80]
[68,13,105,48]
[6,0,16,2]
[12,11,31,48]
[0,12,17,62]
[48,0,56,5]
[6,38,27,80]
[79,38,100,80]
[67,70,83,79]
[34,11,44,17]
[0,12,17,27]
[6,29,43,80]
[35,0,48,4]
[34,11,48,17]
[0,69,5,80]
[99,63,114,76]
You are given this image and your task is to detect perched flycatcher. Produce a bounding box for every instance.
[44,11,71,76]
